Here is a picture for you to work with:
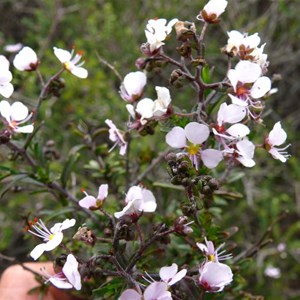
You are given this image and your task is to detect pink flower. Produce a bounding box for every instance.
[199,261,233,292]
[114,185,157,219]
[79,184,108,209]
[120,71,147,102]
[0,55,13,98]
[43,254,81,290]
[53,47,88,78]
[28,218,76,260]
[265,122,290,162]
[13,46,39,71]
[159,263,187,286]
[197,0,228,24]
[0,100,34,134]
[197,237,232,262]
[105,119,127,155]
[166,122,223,169]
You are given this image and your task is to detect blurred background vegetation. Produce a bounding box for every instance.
[0,0,299,299]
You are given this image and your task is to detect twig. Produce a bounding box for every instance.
[96,52,122,82]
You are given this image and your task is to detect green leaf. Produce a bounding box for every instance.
[60,152,80,188]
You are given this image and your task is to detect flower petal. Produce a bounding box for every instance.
[159,263,178,282]
[49,277,73,289]
[44,232,64,251]
[0,100,11,122]
[226,124,250,138]
[0,82,14,98]
[98,184,109,200]
[63,254,81,290]
[185,122,210,145]
[30,243,47,260]
[166,126,186,148]
[119,289,142,300]
[14,124,34,133]
[10,102,29,121]
[235,60,262,83]
[168,269,187,286]
[53,47,71,63]
[79,196,97,209]
[144,282,171,300]
[268,122,287,146]
[201,149,223,168]
[250,76,271,99]
[70,66,88,78]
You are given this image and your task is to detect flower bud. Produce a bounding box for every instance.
[208,178,219,190]
[170,69,184,88]
[135,57,147,70]
[73,226,96,246]
[174,216,194,235]
[174,21,196,42]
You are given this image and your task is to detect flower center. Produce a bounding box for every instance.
[49,234,54,240]
[64,62,71,71]
[186,143,200,155]
[236,85,249,97]
[208,254,215,261]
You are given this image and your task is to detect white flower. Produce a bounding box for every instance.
[199,261,233,292]
[152,86,172,117]
[13,46,39,71]
[44,254,81,290]
[136,86,172,124]
[225,139,256,168]
[212,103,250,142]
[264,266,281,279]
[114,185,157,219]
[265,122,290,162]
[145,18,178,52]
[119,282,171,300]
[136,98,154,124]
[197,0,228,23]
[79,184,108,209]
[197,237,232,262]
[166,122,223,169]
[224,30,269,71]
[120,71,147,102]
[0,55,14,98]
[213,103,247,141]
[4,43,23,53]
[215,103,247,125]
[105,119,127,155]
[28,218,76,260]
[134,87,170,123]
[53,47,88,78]
[159,263,187,286]
[143,282,172,300]
[0,100,34,133]
[225,30,260,54]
